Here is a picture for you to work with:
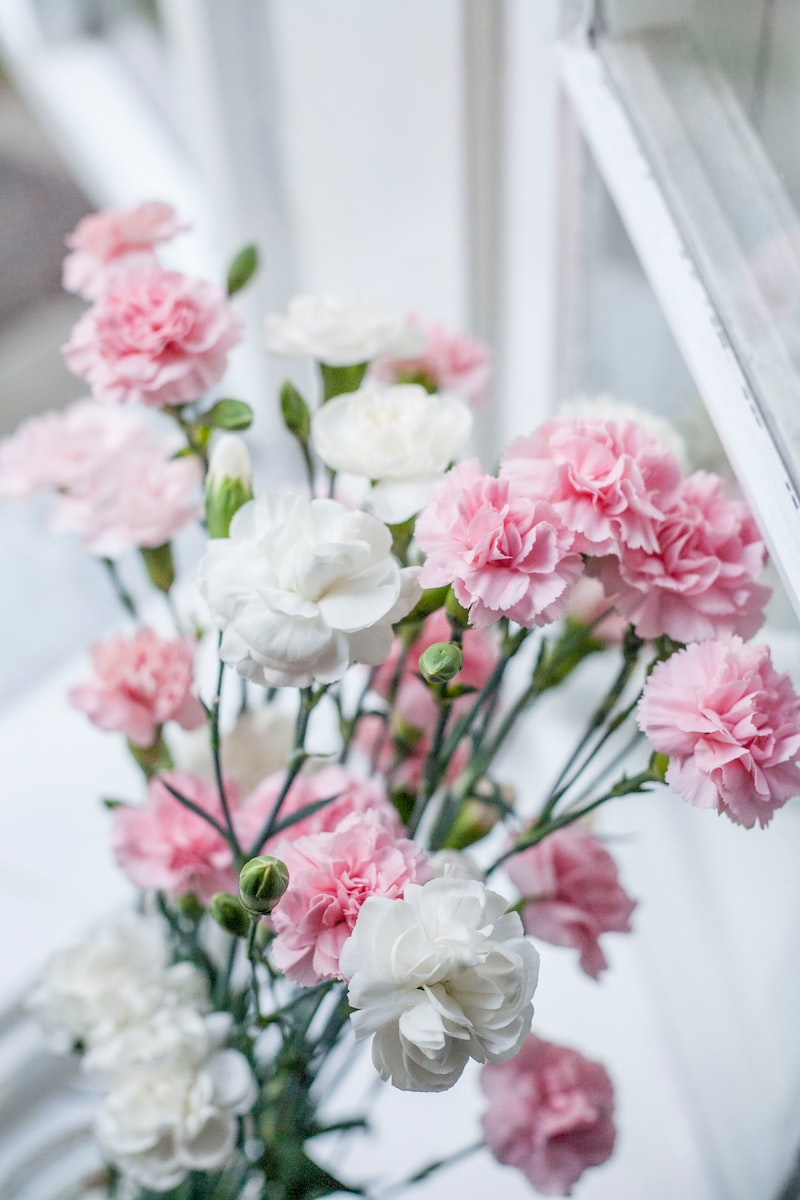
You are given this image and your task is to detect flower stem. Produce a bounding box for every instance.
[247,687,322,856]
[209,642,243,861]
[159,778,229,839]
[100,557,138,620]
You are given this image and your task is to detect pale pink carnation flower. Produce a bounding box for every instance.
[112,773,242,903]
[62,267,243,408]
[501,416,683,555]
[0,400,156,500]
[595,471,770,643]
[62,202,188,300]
[371,313,492,406]
[638,636,800,828]
[50,436,202,557]
[506,825,635,979]
[481,1034,616,1196]
[69,629,204,748]
[270,813,428,985]
[416,459,583,630]
[244,764,404,853]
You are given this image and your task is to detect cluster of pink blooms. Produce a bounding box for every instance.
[370,311,493,406]
[418,415,770,647]
[61,201,243,409]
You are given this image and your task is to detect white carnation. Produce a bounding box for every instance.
[264,294,424,366]
[95,1030,256,1192]
[196,492,421,688]
[340,877,539,1093]
[311,383,473,524]
[27,912,207,1054]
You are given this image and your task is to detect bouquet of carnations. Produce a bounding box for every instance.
[3,202,799,1200]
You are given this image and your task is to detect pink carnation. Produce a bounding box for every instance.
[0,400,156,501]
[371,313,492,406]
[62,267,243,408]
[416,459,583,630]
[638,636,800,828]
[69,629,204,748]
[50,432,202,557]
[501,416,683,555]
[245,765,404,853]
[270,814,428,984]
[112,772,242,903]
[595,471,770,643]
[62,202,188,300]
[481,1035,616,1196]
[506,825,635,979]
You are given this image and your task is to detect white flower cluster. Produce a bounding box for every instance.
[340,877,540,1092]
[28,913,256,1193]
[264,293,423,365]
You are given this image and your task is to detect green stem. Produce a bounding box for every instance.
[209,644,243,861]
[101,558,138,619]
[488,767,660,874]
[379,1142,483,1197]
[159,779,229,839]
[247,688,320,855]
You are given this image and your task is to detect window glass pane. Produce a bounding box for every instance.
[592,4,800,563]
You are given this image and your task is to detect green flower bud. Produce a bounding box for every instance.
[227,244,259,296]
[418,641,464,685]
[239,855,290,915]
[280,381,312,442]
[205,433,254,539]
[209,892,252,937]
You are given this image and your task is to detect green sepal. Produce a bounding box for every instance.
[140,542,175,594]
[197,398,254,431]
[319,360,368,402]
[226,243,259,295]
[649,751,669,783]
[205,477,252,539]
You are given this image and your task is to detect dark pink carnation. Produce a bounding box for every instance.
[506,825,635,979]
[112,772,242,903]
[270,814,428,984]
[69,629,204,748]
[416,458,583,629]
[638,636,800,828]
[371,313,492,406]
[501,416,683,555]
[245,765,404,853]
[595,471,770,643]
[481,1035,616,1196]
[62,267,243,408]
[62,202,188,299]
